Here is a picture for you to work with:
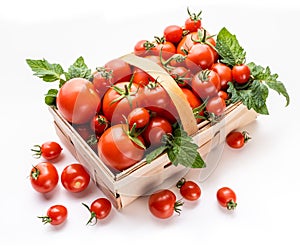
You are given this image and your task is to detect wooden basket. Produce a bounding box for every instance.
[49,53,258,209]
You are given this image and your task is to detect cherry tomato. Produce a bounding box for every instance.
[98,124,145,171]
[226,131,251,149]
[83,198,112,225]
[132,67,155,87]
[169,66,192,87]
[163,25,183,44]
[102,81,143,124]
[232,64,251,84]
[92,67,113,98]
[90,114,109,136]
[31,141,62,160]
[191,69,221,100]
[206,96,226,116]
[218,90,229,100]
[152,36,176,60]
[56,78,101,124]
[148,189,183,219]
[30,162,59,193]
[134,40,155,57]
[185,8,202,33]
[176,178,201,201]
[216,187,237,210]
[143,117,173,148]
[61,163,90,193]
[127,107,150,129]
[38,205,68,226]
[104,58,132,84]
[181,88,201,109]
[211,63,233,90]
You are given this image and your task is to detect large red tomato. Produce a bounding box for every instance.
[57,78,101,124]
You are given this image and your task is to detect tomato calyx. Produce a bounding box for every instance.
[187,7,202,23]
[176,177,186,189]
[31,145,42,159]
[174,199,184,215]
[123,121,146,150]
[82,203,97,225]
[37,215,52,225]
[226,199,237,210]
[30,166,40,180]
[95,66,113,80]
[242,131,251,143]
[143,40,156,51]
[191,29,217,51]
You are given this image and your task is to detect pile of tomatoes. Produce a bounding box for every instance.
[54,8,252,173]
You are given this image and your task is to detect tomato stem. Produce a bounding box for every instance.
[226,200,237,210]
[174,199,184,215]
[37,215,52,225]
[82,203,97,226]
[242,131,251,143]
[176,177,186,189]
[31,166,40,180]
[31,145,42,158]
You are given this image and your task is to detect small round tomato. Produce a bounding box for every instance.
[127,107,150,129]
[57,78,101,124]
[132,67,155,87]
[191,69,221,100]
[143,117,172,148]
[148,189,183,219]
[30,162,59,193]
[218,90,229,100]
[206,96,226,116]
[164,25,183,44]
[185,8,202,33]
[216,187,237,210]
[90,114,109,136]
[152,37,176,60]
[169,66,192,87]
[176,178,201,201]
[98,124,145,171]
[104,58,132,84]
[232,64,251,84]
[31,141,62,160]
[226,131,251,149]
[211,63,233,90]
[92,67,113,98]
[134,40,155,57]
[83,198,112,225]
[38,205,68,226]
[61,163,90,193]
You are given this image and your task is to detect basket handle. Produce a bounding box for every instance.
[120,53,198,135]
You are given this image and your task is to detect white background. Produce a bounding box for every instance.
[1,0,299,245]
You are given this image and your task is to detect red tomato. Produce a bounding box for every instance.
[104,58,132,84]
[211,63,233,90]
[61,163,90,193]
[134,40,155,57]
[177,178,201,201]
[102,81,143,124]
[177,32,215,71]
[206,96,226,116]
[226,131,251,149]
[181,88,202,109]
[232,64,251,84]
[152,37,176,60]
[218,90,229,100]
[90,114,109,136]
[30,162,59,193]
[127,107,150,129]
[191,69,221,100]
[38,205,68,226]
[169,66,192,87]
[216,187,237,210]
[92,67,113,98]
[57,78,101,124]
[83,198,112,225]
[132,67,155,87]
[164,25,183,44]
[98,124,145,171]
[148,189,183,219]
[31,141,62,160]
[185,8,202,33]
[143,117,172,148]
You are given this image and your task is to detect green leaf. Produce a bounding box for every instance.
[146,145,167,164]
[248,62,290,107]
[228,81,269,115]
[26,58,64,82]
[216,27,246,66]
[167,127,206,168]
[44,89,58,106]
[66,56,92,81]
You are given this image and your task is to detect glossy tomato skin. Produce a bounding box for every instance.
[211,63,233,90]
[127,107,150,129]
[61,163,90,193]
[143,117,173,148]
[134,40,154,57]
[41,205,68,226]
[57,78,101,124]
[148,189,177,219]
[33,141,62,160]
[90,198,112,220]
[104,58,132,84]
[30,162,59,193]
[164,25,183,44]
[226,131,250,149]
[90,114,109,136]
[232,64,251,84]
[102,82,142,124]
[206,96,226,116]
[98,124,145,171]
[180,181,201,201]
[132,67,155,87]
[216,187,237,210]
